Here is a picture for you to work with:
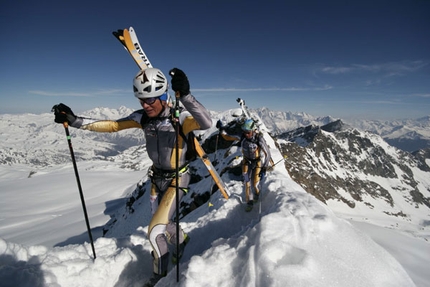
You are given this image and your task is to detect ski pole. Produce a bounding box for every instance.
[171,69,181,282]
[268,155,287,171]
[62,121,96,260]
[258,171,265,216]
[206,132,220,208]
[174,96,180,282]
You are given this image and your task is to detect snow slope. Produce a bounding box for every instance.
[0,133,426,287]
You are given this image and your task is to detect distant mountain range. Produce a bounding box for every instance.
[253,107,430,152]
[1,107,427,168]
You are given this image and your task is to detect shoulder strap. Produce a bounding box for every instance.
[242,133,261,144]
[139,110,151,128]
[254,132,263,144]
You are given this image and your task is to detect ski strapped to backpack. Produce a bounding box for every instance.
[236,97,265,130]
[112,26,230,199]
[112,27,152,69]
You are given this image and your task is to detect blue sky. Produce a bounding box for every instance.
[1,0,429,120]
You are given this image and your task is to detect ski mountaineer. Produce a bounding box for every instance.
[52,68,212,285]
[217,119,271,211]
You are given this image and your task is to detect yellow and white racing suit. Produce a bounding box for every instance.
[70,94,211,275]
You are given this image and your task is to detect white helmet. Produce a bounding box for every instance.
[133,68,168,99]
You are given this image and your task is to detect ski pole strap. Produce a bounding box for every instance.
[168,186,189,194]
[149,164,189,180]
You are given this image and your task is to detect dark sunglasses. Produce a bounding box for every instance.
[140,97,158,105]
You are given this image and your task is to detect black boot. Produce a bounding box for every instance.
[144,272,166,287]
[172,233,190,264]
[146,252,169,286]
[245,200,254,212]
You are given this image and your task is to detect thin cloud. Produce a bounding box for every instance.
[408,93,430,98]
[319,60,428,76]
[30,86,333,98]
[359,100,405,105]
[194,85,332,93]
[321,67,353,74]
[29,89,128,97]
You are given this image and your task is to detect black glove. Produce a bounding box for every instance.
[216,120,223,130]
[52,103,77,124]
[259,168,267,178]
[169,68,190,97]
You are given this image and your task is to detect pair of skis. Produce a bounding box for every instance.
[112,27,230,200]
[236,98,265,131]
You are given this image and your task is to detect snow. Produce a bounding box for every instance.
[1,111,429,286]
[1,153,428,286]
[350,221,430,287]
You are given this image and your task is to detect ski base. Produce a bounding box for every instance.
[193,137,230,199]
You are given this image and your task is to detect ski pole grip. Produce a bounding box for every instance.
[60,111,69,128]
[169,70,181,99]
